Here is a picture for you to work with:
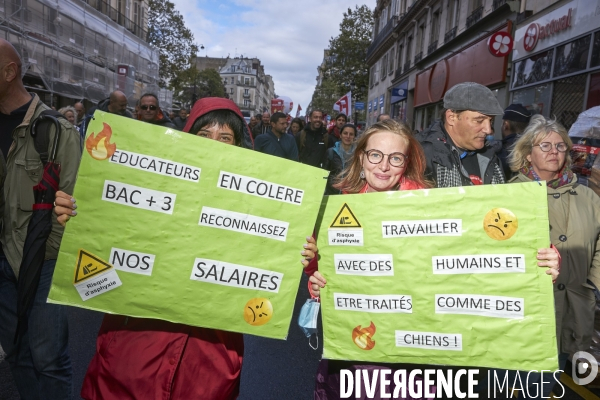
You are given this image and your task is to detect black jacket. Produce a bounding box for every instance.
[294,126,334,169]
[142,108,176,129]
[81,97,133,137]
[173,116,187,130]
[498,133,519,179]
[252,122,270,137]
[417,120,505,187]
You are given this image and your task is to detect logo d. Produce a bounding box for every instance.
[572,351,598,386]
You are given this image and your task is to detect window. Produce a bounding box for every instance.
[553,35,591,78]
[447,0,459,29]
[470,0,482,13]
[244,78,250,85]
[417,20,425,53]
[47,8,60,36]
[72,65,83,82]
[381,54,388,78]
[244,99,250,106]
[244,88,249,95]
[389,47,395,74]
[406,36,413,62]
[133,1,143,28]
[230,88,234,94]
[45,57,60,79]
[397,44,404,68]
[512,49,554,88]
[230,77,234,84]
[430,9,440,44]
[592,31,600,68]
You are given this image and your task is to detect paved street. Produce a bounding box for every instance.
[3,274,600,400]
[0,273,322,400]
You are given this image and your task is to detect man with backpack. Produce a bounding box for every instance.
[294,109,334,168]
[0,38,81,399]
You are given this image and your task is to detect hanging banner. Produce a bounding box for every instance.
[317,183,557,370]
[48,112,328,339]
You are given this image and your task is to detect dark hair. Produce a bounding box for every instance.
[309,108,323,117]
[270,112,287,124]
[188,109,245,147]
[140,93,159,105]
[336,113,348,122]
[340,123,357,136]
[291,118,304,129]
[506,119,529,135]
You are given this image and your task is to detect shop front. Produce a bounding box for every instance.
[391,80,408,122]
[511,0,600,129]
[413,23,511,132]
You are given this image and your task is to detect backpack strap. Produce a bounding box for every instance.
[30,110,64,163]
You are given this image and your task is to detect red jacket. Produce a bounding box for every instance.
[81,314,243,400]
[304,179,425,277]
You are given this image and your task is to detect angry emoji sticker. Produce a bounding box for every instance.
[243,298,273,326]
[483,208,518,240]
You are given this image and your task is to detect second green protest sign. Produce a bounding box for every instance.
[48,112,328,339]
[317,182,557,370]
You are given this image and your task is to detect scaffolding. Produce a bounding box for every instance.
[0,0,170,110]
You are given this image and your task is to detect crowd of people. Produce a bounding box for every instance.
[1,36,599,399]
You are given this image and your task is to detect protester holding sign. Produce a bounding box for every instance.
[306,119,435,398]
[305,119,561,399]
[54,98,318,400]
[509,115,600,396]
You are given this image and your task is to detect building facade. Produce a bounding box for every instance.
[367,0,600,132]
[0,0,163,110]
[218,56,275,117]
[511,0,600,129]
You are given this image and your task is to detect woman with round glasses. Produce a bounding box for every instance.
[305,119,433,399]
[509,114,600,396]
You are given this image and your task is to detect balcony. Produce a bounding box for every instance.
[403,60,411,74]
[394,67,403,80]
[237,102,253,110]
[493,0,508,10]
[366,15,398,60]
[466,6,483,29]
[243,92,250,98]
[414,51,423,63]
[80,0,147,41]
[428,40,438,55]
[444,26,457,43]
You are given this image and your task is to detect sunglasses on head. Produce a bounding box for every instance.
[140,105,157,111]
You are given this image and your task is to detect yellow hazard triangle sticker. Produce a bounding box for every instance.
[73,249,114,284]
[330,203,361,228]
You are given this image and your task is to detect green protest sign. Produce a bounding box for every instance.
[48,112,327,339]
[317,183,558,370]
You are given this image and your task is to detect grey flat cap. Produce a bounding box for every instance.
[443,82,504,116]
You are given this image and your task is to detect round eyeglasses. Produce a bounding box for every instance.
[535,142,568,152]
[363,149,407,167]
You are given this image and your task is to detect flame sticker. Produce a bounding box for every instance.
[86,123,117,160]
[352,321,376,350]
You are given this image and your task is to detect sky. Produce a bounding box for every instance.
[170,0,376,116]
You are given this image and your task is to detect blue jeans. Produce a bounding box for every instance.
[0,256,72,400]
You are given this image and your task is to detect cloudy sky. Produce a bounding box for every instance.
[170,0,376,116]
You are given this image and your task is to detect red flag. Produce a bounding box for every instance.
[295,104,302,118]
[333,91,352,117]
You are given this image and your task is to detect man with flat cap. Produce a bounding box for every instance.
[498,103,532,179]
[417,82,506,187]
